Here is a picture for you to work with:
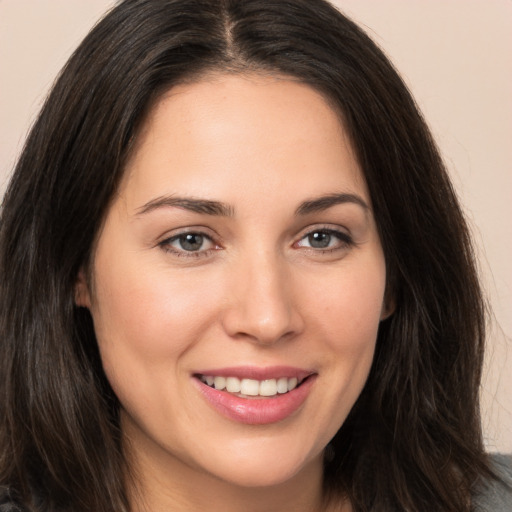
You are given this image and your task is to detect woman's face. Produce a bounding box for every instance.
[78,74,389,492]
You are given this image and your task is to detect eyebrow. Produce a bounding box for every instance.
[135,192,368,218]
[295,193,369,216]
[136,196,234,217]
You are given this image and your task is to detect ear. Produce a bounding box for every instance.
[380,291,395,321]
[74,268,92,308]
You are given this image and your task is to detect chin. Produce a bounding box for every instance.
[194,440,324,489]
[217,463,302,488]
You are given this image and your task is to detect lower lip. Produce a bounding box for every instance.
[195,376,316,425]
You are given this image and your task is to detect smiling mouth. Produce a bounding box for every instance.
[197,374,308,398]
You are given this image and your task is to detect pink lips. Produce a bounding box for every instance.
[193,366,316,425]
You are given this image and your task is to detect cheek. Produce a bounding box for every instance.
[312,259,386,349]
[290,258,386,446]
[308,256,384,410]
[89,261,219,379]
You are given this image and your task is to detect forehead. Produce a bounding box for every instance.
[120,73,368,208]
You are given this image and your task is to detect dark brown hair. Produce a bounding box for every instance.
[0,0,493,510]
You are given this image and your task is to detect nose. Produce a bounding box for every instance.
[221,251,304,345]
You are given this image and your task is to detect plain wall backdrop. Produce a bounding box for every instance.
[1,0,511,452]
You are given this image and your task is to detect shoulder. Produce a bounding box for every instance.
[472,453,512,511]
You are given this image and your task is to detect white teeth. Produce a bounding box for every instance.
[259,379,277,396]
[240,378,260,396]
[200,375,303,396]
[226,377,241,393]
[277,377,288,394]
[213,376,226,390]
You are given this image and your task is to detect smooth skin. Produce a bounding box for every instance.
[76,73,391,512]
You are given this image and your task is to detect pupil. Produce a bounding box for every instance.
[180,233,203,251]
[309,231,330,248]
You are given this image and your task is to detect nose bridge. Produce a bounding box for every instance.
[222,247,302,344]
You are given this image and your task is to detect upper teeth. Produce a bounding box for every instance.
[200,375,299,397]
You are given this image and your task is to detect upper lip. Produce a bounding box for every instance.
[193,366,315,381]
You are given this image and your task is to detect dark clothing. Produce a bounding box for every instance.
[473,453,512,511]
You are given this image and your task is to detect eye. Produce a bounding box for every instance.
[159,231,218,256]
[296,228,352,251]
[305,231,333,249]
[174,233,207,251]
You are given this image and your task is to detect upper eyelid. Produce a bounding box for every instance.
[164,229,212,241]
[298,229,352,242]
[295,224,352,239]
[158,227,218,244]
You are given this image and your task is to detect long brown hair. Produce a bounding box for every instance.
[0,1,493,510]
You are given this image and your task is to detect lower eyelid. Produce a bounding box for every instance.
[159,241,218,259]
[162,247,215,258]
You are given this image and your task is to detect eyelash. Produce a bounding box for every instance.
[158,226,354,258]
[159,230,218,258]
[295,227,354,253]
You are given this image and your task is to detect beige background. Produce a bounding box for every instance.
[1,0,511,451]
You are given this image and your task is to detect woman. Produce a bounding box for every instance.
[0,0,510,510]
